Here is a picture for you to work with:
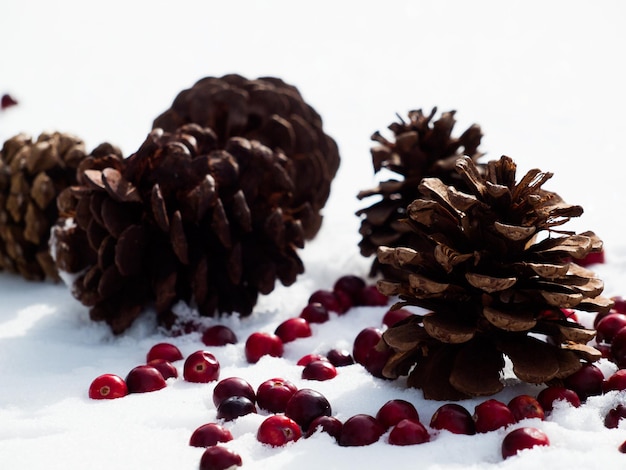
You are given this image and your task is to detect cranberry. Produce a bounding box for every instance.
[620,439,626,453]
[183,350,220,383]
[563,363,604,400]
[576,250,605,267]
[199,446,242,470]
[296,353,327,366]
[339,414,385,447]
[388,419,430,446]
[189,423,233,447]
[536,386,580,412]
[611,327,626,368]
[202,325,238,346]
[305,415,343,441]
[604,404,626,428]
[358,285,389,306]
[333,275,366,304]
[256,378,298,413]
[603,369,626,392]
[274,317,312,343]
[244,332,284,363]
[88,374,128,400]
[473,399,515,433]
[613,297,626,315]
[430,403,476,435]
[148,359,178,380]
[302,360,337,381]
[0,93,18,110]
[382,308,414,328]
[333,289,354,312]
[596,313,626,343]
[326,348,354,367]
[256,415,302,447]
[597,343,613,360]
[507,395,544,422]
[212,377,256,407]
[300,302,330,324]
[125,365,167,393]
[353,327,382,366]
[285,388,332,431]
[146,342,183,363]
[363,346,393,379]
[216,396,257,421]
[309,290,346,313]
[501,427,550,459]
[375,399,420,430]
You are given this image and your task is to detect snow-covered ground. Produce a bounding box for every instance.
[1,1,626,468]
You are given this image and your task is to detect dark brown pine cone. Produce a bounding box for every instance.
[376,155,611,400]
[53,124,307,333]
[0,131,94,280]
[357,108,484,276]
[153,74,340,239]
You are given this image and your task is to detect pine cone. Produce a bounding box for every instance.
[53,124,307,333]
[153,74,340,238]
[357,108,483,276]
[376,155,611,400]
[0,131,92,280]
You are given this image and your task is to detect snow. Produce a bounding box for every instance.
[1,0,626,468]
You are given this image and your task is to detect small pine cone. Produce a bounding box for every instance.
[0,131,94,281]
[376,155,611,400]
[153,74,340,239]
[357,108,484,276]
[53,124,306,333]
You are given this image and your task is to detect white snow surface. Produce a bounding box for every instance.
[2,1,626,469]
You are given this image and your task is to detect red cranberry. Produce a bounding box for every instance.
[339,414,385,447]
[296,353,327,366]
[257,415,302,447]
[375,399,420,430]
[244,332,284,363]
[189,423,233,447]
[501,427,550,459]
[213,377,256,407]
[611,327,626,368]
[183,351,220,383]
[473,399,515,433]
[353,327,382,366]
[274,318,312,343]
[604,404,626,428]
[146,342,183,363]
[597,343,613,360]
[300,302,330,324]
[382,308,414,328]
[326,348,354,367]
[309,290,346,313]
[0,93,18,110]
[358,285,389,306]
[256,378,298,413]
[305,415,343,441]
[216,396,257,421]
[576,250,605,267]
[333,289,354,312]
[148,359,178,380]
[388,419,430,446]
[507,395,545,422]
[563,363,604,400]
[613,297,626,315]
[536,386,580,412]
[430,403,475,435]
[603,369,626,392]
[199,446,242,470]
[125,365,167,393]
[285,388,332,431]
[333,275,366,304]
[88,374,128,400]
[619,439,626,454]
[202,325,238,346]
[596,313,626,343]
[302,360,337,381]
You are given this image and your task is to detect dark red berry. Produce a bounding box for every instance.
[358,285,388,306]
[296,353,327,366]
[309,290,345,313]
[473,399,515,433]
[507,395,544,422]
[256,415,302,447]
[183,351,220,383]
[305,415,343,441]
[256,378,298,413]
[388,419,430,446]
[430,403,475,435]
[244,332,284,363]
[576,250,605,267]
[212,377,256,407]
[146,342,183,363]
[619,439,626,453]
[216,396,257,421]
[536,386,580,412]
[333,275,366,304]
[148,359,178,380]
[375,399,420,430]
[202,325,238,346]
[605,404,626,428]
[300,302,330,324]
[603,369,626,393]
[0,93,18,110]
[326,348,354,367]
[302,360,337,381]
[613,297,626,315]
[596,313,626,343]
[274,317,312,343]
[501,427,550,459]
[352,327,382,366]
[199,446,242,470]
[339,414,385,447]
[382,308,413,328]
[88,374,128,400]
[285,388,332,431]
[125,365,167,393]
[611,327,626,368]
[563,363,604,400]
[189,423,233,447]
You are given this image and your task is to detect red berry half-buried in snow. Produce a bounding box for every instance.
[256,378,298,413]
[88,374,128,399]
[146,342,183,363]
[189,423,234,447]
[202,325,238,346]
[430,403,476,435]
[199,446,242,470]
[125,365,167,393]
[244,332,284,363]
[274,317,312,343]
[256,415,302,447]
[212,377,256,407]
[183,350,220,383]
[501,427,550,459]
